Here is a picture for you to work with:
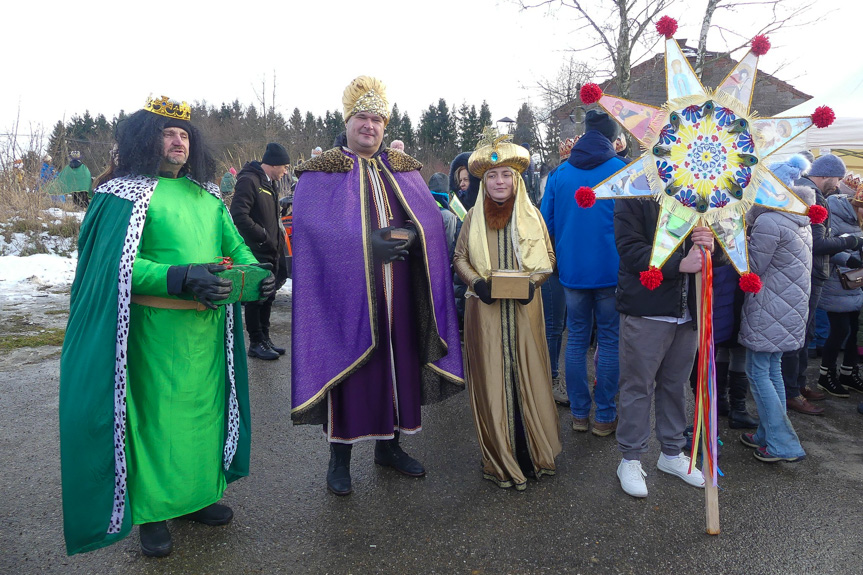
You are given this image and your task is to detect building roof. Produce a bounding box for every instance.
[552,42,812,138]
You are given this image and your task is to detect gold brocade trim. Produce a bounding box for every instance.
[290,161,379,417]
[425,362,466,385]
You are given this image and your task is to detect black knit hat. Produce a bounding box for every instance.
[585,109,620,142]
[262,142,290,166]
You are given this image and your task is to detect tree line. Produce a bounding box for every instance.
[42,98,548,184]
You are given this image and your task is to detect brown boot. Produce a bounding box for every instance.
[787,395,824,416]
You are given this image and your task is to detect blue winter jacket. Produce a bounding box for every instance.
[541,130,626,289]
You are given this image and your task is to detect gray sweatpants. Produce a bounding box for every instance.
[616,314,698,461]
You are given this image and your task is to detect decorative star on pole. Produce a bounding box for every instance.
[576,17,834,293]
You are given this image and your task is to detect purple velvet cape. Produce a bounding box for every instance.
[290,147,464,424]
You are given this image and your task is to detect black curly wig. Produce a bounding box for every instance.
[114,109,216,182]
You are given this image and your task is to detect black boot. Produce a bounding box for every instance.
[374,432,426,477]
[715,361,730,417]
[180,503,233,526]
[839,364,863,393]
[818,367,850,398]
[728,370,760,429]
[140,521,172,558]
[327,442,353,496]
[248,340,279,360]
[263,337,286,355]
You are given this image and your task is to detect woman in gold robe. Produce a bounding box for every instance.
[453,133,561,490]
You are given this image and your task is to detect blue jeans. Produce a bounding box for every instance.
[564,286,619,423]
[541,271,566,379]
[745,349,805,459]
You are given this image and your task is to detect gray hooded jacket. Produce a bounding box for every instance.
[739,185,815,352]
[818,193,863,313]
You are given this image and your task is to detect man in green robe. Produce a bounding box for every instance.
[59,95,275,557]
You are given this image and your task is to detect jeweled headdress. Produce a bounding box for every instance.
[468,127,530,178]
[144,94,192,121]
[342,76,389,124]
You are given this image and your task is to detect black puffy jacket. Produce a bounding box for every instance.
[229,161,286,268]
[614,198,697,322]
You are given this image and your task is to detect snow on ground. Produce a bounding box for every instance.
[0,252,292,300]
[0,253,77,300]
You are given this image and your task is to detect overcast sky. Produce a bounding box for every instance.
[2,0,854,147]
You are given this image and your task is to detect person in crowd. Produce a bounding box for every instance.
[390,139,405,152]
[290,76,464,496]
[310,146,323,160]
[230,143,292,360]
[541,110,625,437]
[542,138,576,405]
[780,154,861,415]
[453,133,560,490]
[428,171,458,255]
[613,200,710,497]
[815,175,863,398]
[450,152,483,328]
[59,95,275,557]
[738,177,814,463]
[40,154,57,185]
[51,151,92,207]
[221,166,237,196]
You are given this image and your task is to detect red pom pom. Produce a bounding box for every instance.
[739,272,763,293]
[580,83,602,105]
[807,204,828,224]
[656,16,678,39]
[811,106,836,128]
[751,35,771,56]
[640,266,664,291]
[575,186,596,208]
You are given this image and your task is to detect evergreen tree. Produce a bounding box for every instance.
[47,121,66,165]
[479,100,492,131]
[323,110,344,148]
[388,103,403,144]
[458,103,481,151]
[514,103,536,149]
[400,113,415,150]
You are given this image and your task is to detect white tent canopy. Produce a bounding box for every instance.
[770,66,863,159]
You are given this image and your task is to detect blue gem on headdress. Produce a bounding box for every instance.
[491,152,499,162]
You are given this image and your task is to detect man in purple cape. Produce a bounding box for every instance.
[291,76,464,496]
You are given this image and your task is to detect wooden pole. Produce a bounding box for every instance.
[695,248,720,536]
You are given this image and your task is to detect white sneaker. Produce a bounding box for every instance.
[656,453,705,488]
[617,459,648,498]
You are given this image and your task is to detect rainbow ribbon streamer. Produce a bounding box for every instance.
[690,247,721,486]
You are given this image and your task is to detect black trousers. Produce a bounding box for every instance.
[822,309,860,369]
[781,282,822,397]
[245,293,275,343]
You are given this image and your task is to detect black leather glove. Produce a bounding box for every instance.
[473,279,495,305]
[517,282,536,305]
[182,264,232,310]
[845,236,863,251]
[251,262,276,300]
[846,256,863,269]
[401,221,419,252]
[371,226,409,263]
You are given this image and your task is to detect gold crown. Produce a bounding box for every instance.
[559,137,579,160]
[144,95,191,121]
[468,127,530,178]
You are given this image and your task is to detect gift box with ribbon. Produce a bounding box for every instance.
[213,258,271,304]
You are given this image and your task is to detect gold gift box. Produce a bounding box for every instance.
[384,228,411,241]
[490,270,531,299]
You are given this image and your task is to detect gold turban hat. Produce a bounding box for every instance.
[468,127,530,178]
[342,76,390,125]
